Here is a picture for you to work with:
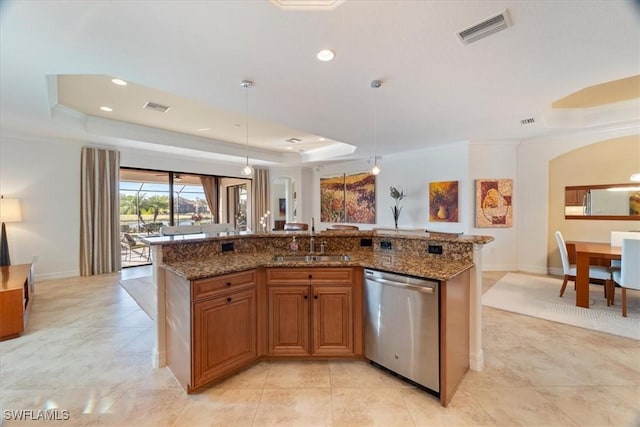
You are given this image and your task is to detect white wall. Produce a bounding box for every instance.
[0,134,83,279]
[469,142,519,271]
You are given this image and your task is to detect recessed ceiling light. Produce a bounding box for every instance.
[111,78,127,86]
[286,146,294,150]
[197,128,210,131]
[316,49,335,62]
[318,137,326,142]
[100,106,113,112]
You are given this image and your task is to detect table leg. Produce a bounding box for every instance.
[576,252,591,308]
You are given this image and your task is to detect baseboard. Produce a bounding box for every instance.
[517,265,549,275]
[481,264,518,272]
[34,270,80,281]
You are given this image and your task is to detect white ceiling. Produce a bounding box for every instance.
[1,1,639,168]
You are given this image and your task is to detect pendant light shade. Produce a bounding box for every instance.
[240,79,254,177]
[370,79,382,176]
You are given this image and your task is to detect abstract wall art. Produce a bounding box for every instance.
[320,172,376,224]
[475,179,513,227]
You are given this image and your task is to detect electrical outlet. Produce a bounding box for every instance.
[427,245,443,255]
[360,238,373,247]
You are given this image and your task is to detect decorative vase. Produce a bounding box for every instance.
[437,205,448,220]
[392,206,401,230]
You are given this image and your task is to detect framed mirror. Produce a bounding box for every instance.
[565,183,640,220]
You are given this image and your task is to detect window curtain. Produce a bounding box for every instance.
[200,176,217,222]
[80,147,121,276]
[252,168,270,232]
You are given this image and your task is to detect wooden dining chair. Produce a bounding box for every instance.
[554,231,611,298]
[611,238,640,316]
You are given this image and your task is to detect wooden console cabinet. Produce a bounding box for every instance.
[0,263,33,341]
[265,267,363,357]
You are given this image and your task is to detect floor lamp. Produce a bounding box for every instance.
[0,196,22,267]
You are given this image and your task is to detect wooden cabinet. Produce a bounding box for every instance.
[439,269,470,407]
[165,269,257,393]
[265,267,359,357]
[267,285,309,355]
[312,285,353,356]
[192,287,256,389]
[0,264,33,341]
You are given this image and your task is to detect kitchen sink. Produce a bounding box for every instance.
[272,254,351,262]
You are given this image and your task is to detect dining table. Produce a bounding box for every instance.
[571,241,621,308]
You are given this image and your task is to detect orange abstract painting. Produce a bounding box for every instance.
[475,179,513,227]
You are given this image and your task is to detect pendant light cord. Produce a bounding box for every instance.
[245,85,249,166]
[370,80,382,174]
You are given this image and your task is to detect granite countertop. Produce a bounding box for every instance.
[145,229,494,246]
[162,250,474,282]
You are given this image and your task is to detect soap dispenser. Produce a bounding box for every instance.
[290,236,299,252]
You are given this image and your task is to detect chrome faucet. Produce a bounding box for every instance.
[320,241,326,254]
[309,235,315,253]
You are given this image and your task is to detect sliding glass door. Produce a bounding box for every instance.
[119,168,251,267]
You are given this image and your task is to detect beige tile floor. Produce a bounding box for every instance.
[1,270,639,426]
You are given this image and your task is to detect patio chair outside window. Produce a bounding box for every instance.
[123,233,149,261]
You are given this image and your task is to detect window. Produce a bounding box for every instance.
[119,168,251,267]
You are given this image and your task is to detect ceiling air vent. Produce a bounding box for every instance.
[521,118,535,125]
[286,137,302,144]
[457,9,511,45]
[143,101,171,113]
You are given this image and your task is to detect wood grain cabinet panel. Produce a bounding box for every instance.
[312,286,353,356]
[0,264,33,341]
[267,286,310,355]
[192,288,257,389]
[266,267,357,357]
[193,270,255,300]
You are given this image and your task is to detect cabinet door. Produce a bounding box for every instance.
[312,285,354,356]
[192,288,257,388]
[268,285,310,356]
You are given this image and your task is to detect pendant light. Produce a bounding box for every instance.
[370,79,382,176]
[240,79,254,176]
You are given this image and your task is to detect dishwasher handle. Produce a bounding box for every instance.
[366,275,436,294]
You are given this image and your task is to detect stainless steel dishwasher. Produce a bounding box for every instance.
[364,269,439,394]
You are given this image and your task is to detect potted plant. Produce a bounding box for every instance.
[390,186,405,229]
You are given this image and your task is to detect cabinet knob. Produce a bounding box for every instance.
[313,294,318,299]
[226,282,232,287]
[227,297,232,303]
[303,294,308,299]
[308,274,312,280]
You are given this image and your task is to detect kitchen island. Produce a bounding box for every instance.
[144,229,493,406]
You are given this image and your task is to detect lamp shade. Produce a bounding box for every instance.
[0,197,22,223]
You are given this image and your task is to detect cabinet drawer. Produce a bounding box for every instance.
[265,268,354,285]
[192,270,255,301]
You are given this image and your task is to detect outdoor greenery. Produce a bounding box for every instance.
[120,194,170,223]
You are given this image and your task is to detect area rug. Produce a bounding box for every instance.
[482,273,640,340]
[119,276,156,320]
